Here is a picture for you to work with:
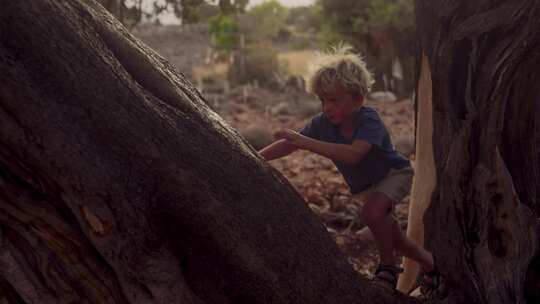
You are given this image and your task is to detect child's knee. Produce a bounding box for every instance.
[360,202,390,224]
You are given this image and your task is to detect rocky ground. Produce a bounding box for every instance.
[133,24,417,277]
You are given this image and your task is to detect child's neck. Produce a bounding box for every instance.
[340,106,362,136]
[339,105,363,139]
[339,117,355,139]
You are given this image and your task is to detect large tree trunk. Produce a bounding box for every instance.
[414,1,540,303]
[0,1,419,303]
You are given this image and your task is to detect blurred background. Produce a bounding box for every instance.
[97,0,416,275]
[97,0,415,99]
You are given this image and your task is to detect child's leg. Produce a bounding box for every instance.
[361,191,397,266]
[392,220,442,293]
[361,190,434,269]
[391,215,434,272]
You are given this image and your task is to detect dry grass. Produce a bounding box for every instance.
[191,49,318,81]
[192,62,228,81]
[278,50,318,76]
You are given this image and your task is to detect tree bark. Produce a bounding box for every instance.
[416,1,540,303]
[397,53,436,293]
[0,1,419,303]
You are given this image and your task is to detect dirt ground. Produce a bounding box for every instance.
[133,24,417,277]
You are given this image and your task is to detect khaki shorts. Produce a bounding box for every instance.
[353,166,414,204]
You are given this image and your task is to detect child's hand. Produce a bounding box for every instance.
[274,129,310,148]
[274,129,300,141]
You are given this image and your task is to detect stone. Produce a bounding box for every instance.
[239,124,274,150]
[368,91,397,102]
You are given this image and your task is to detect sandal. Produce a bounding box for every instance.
[405,263,446,296]
[374,264,404,289]
[418,268,442,294]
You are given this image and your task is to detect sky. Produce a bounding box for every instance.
[141,0,316,24]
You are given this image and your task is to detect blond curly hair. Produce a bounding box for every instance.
[305,44,374,98]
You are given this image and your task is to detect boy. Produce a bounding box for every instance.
[258,45,437,289]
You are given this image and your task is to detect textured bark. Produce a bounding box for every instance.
[416,1,540,303]
[397,53,436,293]
[0,1,420,303]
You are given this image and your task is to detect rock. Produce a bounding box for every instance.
[356,227,374,242]
[218,102,244,115]
[270,102,293,116]
[296,100,321,118]
[239,124,274,150]
[392,117,405,125]
[368,91,397,102]
[277,116,291,124]
[202,93,225,111]
[283,75,306,93]
[394,135,415,157]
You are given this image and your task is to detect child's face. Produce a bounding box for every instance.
[318,86,363,125]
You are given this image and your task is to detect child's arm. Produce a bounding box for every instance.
[258,139,298,161]
[275,129,371,164]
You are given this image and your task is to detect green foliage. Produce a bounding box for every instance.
[243,0,288,40]
[149,0,206,24]
[318,0,414,39]
[318,20,346,49]
[317,1,362,38]
[285,4,322,32]
[361,0,414,31]
[317,0,416,95]
[228,42,280,86]
[178,0,206,23]
[208,14,240,51]
[101,0,251,26]
[198,2,221,22]
[215,0,249,15]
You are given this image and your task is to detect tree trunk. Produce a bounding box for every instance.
[415,1,540,303]
[0,1,419,303]
[397,53,437,293]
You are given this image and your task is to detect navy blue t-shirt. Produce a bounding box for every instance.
[299,106,410,194]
